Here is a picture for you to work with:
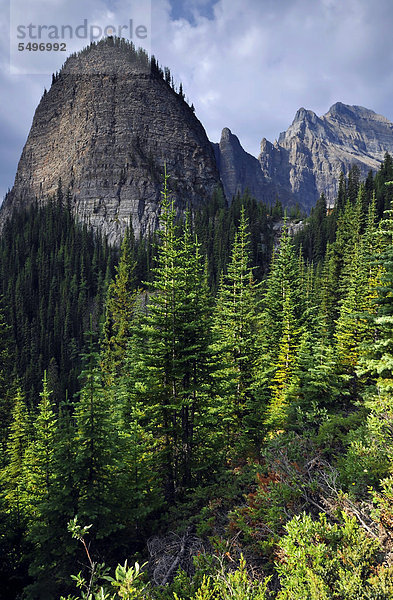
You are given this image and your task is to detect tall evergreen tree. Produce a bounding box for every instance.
[2,389,30,528]
[265,291,300,430]
[21,374,62,599]
[102,226,137,378]
[334,195,380,403]
[0,389,30,600]
[211,208,260,455]
[256,219,303,431]
[73,329,122,539]
[356,203,393,446]
[334,241,368,399]
[0,299,16,459]
[127,171,213,501]
[342,200,393,492]
[23,373,57,521]
[286,332,341,431]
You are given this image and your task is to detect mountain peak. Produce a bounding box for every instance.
[327,101,353,115]
[0,40,220,243]
[293,107,318,124]
[216,101,393,212]
[220,127,234,140]
[60,37,151,76]
[220,128,245,151]
[325,102,383,122]
[260,102,393,210]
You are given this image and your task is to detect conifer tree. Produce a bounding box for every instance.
[344,198,393,489]
[0,299,16,460]
[317,185,365,341]
[73,329,122,538]
[312,193,328,261]
[211,208,260,454]
[334,192,380,400]
[115,349,163,534]
[336,171,347,211]
[256,219,303,431]
[286,332,341,431]
[334,241,368,395]
[23,373,57,519]
[347,164,361,204]
[358,203,393,423]
[102,226,137,377]
[374,153,393,216]
[21,374,67,600]
[265,292,299,430]
[2,388,30,528]
[359,193,382,341]
[127,170,212,500]
[260,220,302,355]
[0,388,30,600]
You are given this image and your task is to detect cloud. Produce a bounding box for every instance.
[1,0,393,200]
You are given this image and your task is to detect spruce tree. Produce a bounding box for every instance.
[334,240,369,401]
[102,226,137,377]
[73,329,122,539]
[0,388,30,600]
[126,170,212,500]
[211,208,260,455]
[286,332,341,431]
[265,291,299,430]
[256,219,303,432]
[116,344,164,534]
[23,373,57,520]
[22,374,62,599]
[2,388,30,528]
[334,195,380,404]
[346,199,393,488]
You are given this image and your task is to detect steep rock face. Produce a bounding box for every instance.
[213,128,294,206]
[1,41,220,243]
[268,102,393,207]
[218,103,393,210]
[212,128,267,201]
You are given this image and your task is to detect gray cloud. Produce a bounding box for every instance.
[1,0,393,200]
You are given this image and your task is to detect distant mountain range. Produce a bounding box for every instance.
[2,38,393,242]
[215,102,393,210]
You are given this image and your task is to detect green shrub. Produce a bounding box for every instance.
[276,511,393,599]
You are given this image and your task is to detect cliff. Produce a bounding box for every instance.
[0,39,220,243]
[218,103,393,209]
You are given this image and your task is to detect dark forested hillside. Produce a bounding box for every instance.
[0,190,116,406]
[2,158,393,599]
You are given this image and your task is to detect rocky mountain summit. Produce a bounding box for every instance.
[218,102,393,209]
[0,38,220,244]
[212,128,292,206]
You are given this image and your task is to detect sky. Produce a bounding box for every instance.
[1,0,393,201]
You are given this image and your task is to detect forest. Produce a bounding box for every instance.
[1,155,393,599]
